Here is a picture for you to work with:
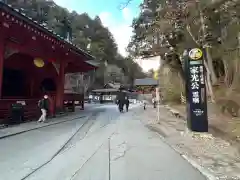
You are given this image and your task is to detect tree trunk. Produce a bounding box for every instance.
[230,58,240,90]
[223,58,233,88]
[204,60,215,102]
[174,54,185,83]
[198,1,218,86]
[206,74,215,102]
[231,32,240,90]
[205,47,218,85]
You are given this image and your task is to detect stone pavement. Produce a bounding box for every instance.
[0,104,104,139]
[22,104,206,180]
[0,112,85,139]
[138,105,240,180]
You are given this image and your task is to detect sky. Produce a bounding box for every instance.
[53,0,159,72]
[53,0,141,55]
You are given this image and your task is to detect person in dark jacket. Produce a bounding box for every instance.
[125,96,130,112]
[116,87,126,113]
[38,95,49,122]
[152,97,157,108]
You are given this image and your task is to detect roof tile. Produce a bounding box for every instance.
[134,78,158,86]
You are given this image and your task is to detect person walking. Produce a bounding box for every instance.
[116,86,126,113]
[125,96,130,112]
[152,97,156,108]
[38,95,49,123]
[117,99,123,113]
[143,99,147,110]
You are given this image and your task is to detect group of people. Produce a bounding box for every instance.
[117,96,130,113]
[116,88,130,113]
[116,87,160,112]
[37,89,159,121]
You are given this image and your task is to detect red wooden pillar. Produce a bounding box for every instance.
[0,38,5,98]
[55,61,65,112]
[30,78,34,97]
[80,93,84,110]
[48,95,55,117]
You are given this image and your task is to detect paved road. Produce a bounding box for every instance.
[0,104,206,180]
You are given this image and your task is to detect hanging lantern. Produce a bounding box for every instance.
[33,58,44,68]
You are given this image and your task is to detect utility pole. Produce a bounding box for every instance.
[155,0,178,123]
[156,32,161,123]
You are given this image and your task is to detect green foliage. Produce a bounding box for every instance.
[128,0,240,84]
[161,67,182,103]
[7,0,146,87]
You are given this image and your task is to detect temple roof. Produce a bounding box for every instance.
[134,78,158,86]
[0,1,97,64]
[85,60,100,67]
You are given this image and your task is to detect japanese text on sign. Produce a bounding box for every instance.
[190,66,200,104]
[193,109,204,116]
[192,91,200,104]
[199,65,204,85]
[190,66,199,89]
[186,48,208,132]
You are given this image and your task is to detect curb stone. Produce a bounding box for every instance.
[156,106,218,180]
[146,124,168,138]
[148,123,217,180]
[181,154,218,180]
[162,105,240,179]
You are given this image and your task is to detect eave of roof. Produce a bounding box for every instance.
[0,2,95,60]
[92,89,119,93]
[85,60,100,68]
[134,78,158,86]
[91,89,129,93]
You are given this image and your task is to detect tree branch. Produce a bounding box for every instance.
[186,25,200,46]
[118,0,132,10]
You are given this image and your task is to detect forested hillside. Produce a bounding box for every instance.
[127,0,240,106]
[6,0,146,87]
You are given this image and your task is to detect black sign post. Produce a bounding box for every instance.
[184,48,208,132]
